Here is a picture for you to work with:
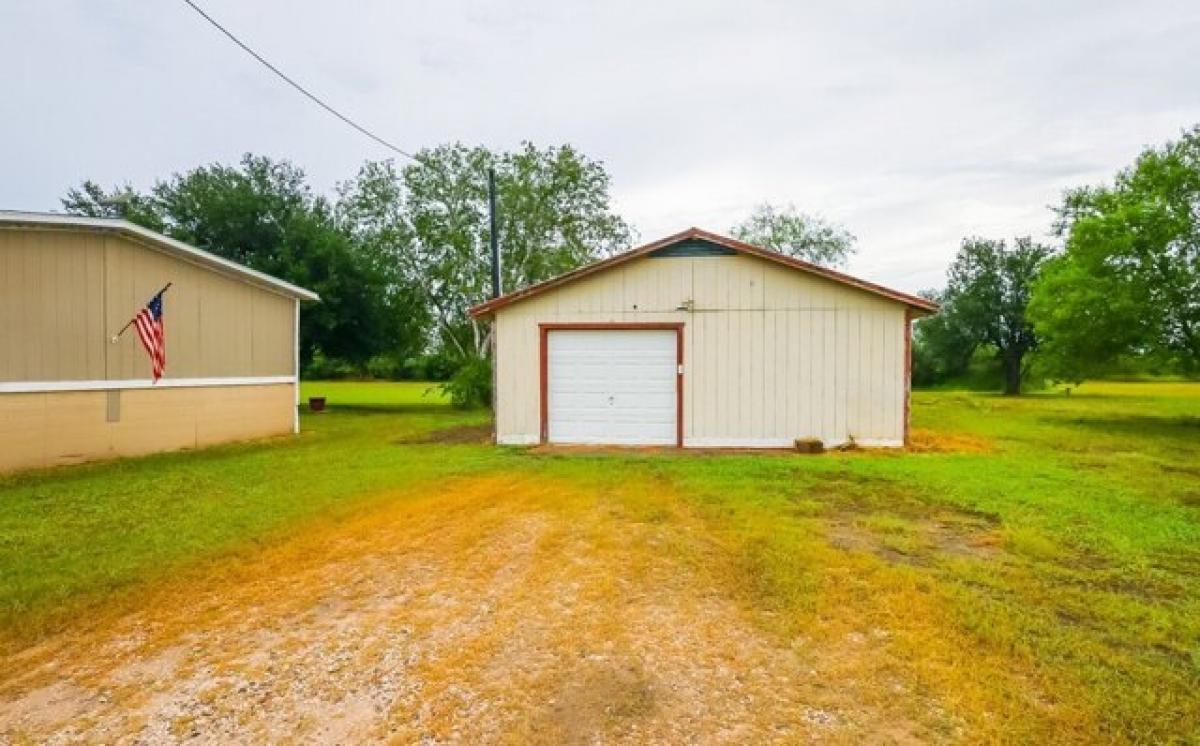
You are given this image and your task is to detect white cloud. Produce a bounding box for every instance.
[1,0,1197,293]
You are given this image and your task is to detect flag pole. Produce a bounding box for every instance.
[111,282,173,343]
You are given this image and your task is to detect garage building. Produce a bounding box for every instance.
[0,212,318,473]
[471,228,937,448]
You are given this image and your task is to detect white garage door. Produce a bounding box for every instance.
[547,329,678,445]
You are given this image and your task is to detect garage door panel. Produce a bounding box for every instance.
[553,399,674,414]
[608,379,674,394]
[551,331,670,351]
[550,392,610,408]
[570,421,674,444]
[547,329,678,445]
[550,384,675,398]
[609,412,674,424]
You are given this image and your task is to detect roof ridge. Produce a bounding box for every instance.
[470,228,937,317]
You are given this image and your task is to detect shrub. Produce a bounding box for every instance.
[402,353,457,381]
[441,357,492,408]
[364,353,404,380]
[303,350,359,380]
[361,352,459,381]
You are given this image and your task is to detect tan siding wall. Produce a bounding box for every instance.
[102,234,295,380]
[0,384,295,473]
[494,254,908,447]
[0,229,107,381]
[0,227,296,382]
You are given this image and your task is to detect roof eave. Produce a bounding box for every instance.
[0,211,321,302]
[469,227,938,317]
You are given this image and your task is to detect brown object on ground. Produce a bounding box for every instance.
[0,475,934,744]
[794,438,825,454]
[309,396,327,412]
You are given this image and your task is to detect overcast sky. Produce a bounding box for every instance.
[2,1,1198,292]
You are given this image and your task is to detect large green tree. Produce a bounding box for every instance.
[337,143,633,364]
[64,155,426,368]
[730,203,856,267]
[1030,126,1200,379]
[932,237,1051,395]
[62,181,165,232]
[910,289,977,386]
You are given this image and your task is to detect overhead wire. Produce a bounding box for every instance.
[178,0,424,163]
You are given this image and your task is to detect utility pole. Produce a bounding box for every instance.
[487,167,501,423]
[488,168,501,298]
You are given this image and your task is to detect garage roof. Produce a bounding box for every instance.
[470,227,938,318]
[0,211,320,301]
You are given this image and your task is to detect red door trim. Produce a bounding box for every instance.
[539,322,685,448]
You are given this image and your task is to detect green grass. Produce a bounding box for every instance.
[0,382,495,641]
[300,379,449,407]
[1,379,1198,741]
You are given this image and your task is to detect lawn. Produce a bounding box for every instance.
[0,381,1197,742]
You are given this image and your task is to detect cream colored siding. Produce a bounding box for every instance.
[0,223,308,473]
[0,384,295,472]
[493,254,909,447]
[101,233,295,380]
[0,229,107,381]
[0,227,296,382]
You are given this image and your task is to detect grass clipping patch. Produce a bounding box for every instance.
[906,428,993,454]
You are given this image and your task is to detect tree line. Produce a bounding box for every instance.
[914,125,1200,393]
[64,125,1196,402]
[63,145,854,405]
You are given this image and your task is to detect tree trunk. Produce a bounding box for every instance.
[1001,352,1023,396]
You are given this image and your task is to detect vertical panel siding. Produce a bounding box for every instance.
[251,291,295,376]
[493,253,909,447]
[0,228,295,382]
[0,230,106,381]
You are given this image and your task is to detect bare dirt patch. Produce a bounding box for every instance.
[0,474,936,744]
[906,428,993,454]
[394,423,494,445]
[828,510,1001,566]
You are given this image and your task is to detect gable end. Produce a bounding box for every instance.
[470,227,939,318]
[648,238,738,258]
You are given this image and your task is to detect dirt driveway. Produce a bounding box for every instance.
[0,474,927,744]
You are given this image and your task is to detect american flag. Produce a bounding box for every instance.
[133,291,166,382]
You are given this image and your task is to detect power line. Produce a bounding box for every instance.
[179,0,422,163]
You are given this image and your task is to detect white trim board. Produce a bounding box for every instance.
[494,434,904,448]
[684,437,903,449]
[497,434,540,445]
[0,376,296,394]
[293,298,301,434]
